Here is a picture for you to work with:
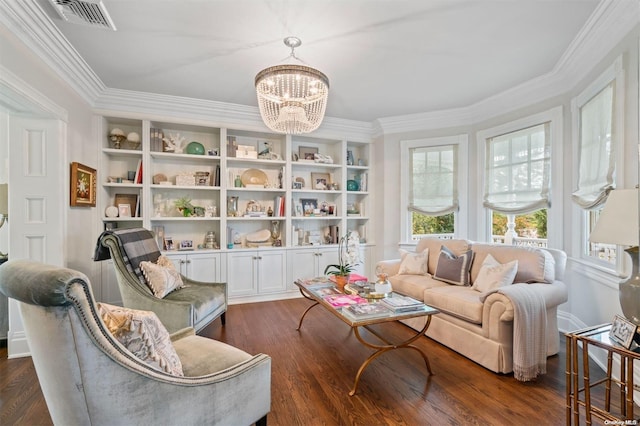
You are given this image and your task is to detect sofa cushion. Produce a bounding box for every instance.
[416,238,472,275]
[472,254,518,293]
[423,286,484,324]
[389,274,448,301]
[433,246,475,286]
[470,244,555,284]
[398,249,429,275]
[97,302,184,376]
[140,255,185,298]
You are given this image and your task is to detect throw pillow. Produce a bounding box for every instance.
[433,245,475,286]
[471,254,518,293]
[398,249,429,275]
[97,303,184,376]
[140,256,184,298]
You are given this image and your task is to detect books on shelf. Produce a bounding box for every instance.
[274,196,285,217]
[150,127,164,152]
[342,303,391,320]
[380,295,426,312]
[323,293,368,308]
[133,159,142,184]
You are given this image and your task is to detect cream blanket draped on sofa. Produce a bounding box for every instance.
[480,284,547,381]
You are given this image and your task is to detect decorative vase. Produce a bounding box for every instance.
[334,274,349,292]
[375,273,393,294]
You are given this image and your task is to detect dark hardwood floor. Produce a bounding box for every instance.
[0,297,632,425]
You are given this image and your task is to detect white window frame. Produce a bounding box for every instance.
[400,134,468,243]
[477,106,564,248]
[571,56,625,269]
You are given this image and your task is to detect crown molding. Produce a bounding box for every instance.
[0,0,105,104]
[0,64,68,120]
[95,88,373,140]
[376,0,639,135]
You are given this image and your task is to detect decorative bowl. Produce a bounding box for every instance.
[347,179,359,191]
[186,141,205,155]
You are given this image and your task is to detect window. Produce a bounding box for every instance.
[484,123,550,214]
[571,56,624,266]
[477,106,563,247]
[401,135,468,242]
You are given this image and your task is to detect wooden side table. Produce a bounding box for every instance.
[565,323,639,425]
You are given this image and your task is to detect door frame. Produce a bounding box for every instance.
[0,65,68,358]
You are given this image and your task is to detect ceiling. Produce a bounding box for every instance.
[38,0,601,123]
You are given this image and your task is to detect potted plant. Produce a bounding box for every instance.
[324,231,361,291]
[174,197,194,217]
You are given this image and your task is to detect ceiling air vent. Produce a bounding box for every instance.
[47,0,117,31]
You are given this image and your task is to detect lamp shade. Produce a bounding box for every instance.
[0,183,7,216]
[589,189,639,246]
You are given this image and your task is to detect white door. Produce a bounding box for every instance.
[7,116,65,357]
[9,117,65,264]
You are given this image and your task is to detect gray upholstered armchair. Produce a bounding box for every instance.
[95,228,227,333]
[0,260,271,426]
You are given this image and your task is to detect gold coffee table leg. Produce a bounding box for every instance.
[349,316,433,396]
[296,301,319,331]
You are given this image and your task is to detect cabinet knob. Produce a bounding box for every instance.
[180,260,186,264]
[186,260,191,264]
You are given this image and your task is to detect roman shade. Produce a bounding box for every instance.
[409,144,459,215]
[571,82,615,209]
[483,123,551,214]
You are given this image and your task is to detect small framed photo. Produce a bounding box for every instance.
[117,203,131,218]
[292,181,303,190]
[70,162,96,207]
[311,172,330,190]
[295,202,303,217]
[179,240,193,250]
[300,198,318,216]
[610,314,637,349]
[164,237,175,251]
[114,193,138,217]
[298,146,318,161]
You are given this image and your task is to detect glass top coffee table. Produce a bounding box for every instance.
[294,277,440,396]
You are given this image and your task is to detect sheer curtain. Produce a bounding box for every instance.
[483,123,551,214]
[409,145,458,215]
[571,82,615,209]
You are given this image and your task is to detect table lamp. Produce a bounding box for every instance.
[589,188,640,324]
[0,183,7,259]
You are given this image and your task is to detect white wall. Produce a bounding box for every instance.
[0,22,101,289]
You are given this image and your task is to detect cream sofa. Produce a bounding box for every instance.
[376,238,567,374]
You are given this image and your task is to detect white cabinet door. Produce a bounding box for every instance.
[288,247,341,289]
[187,252,221,282]
[226,251,258,297]
[257,250,286,293]
[288,248,319,287]
[164,252,221,282]
[227,249,286,297]
[315,246,341,276]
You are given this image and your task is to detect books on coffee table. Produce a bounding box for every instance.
[295,277,333,289]
[380,295,426,312]
[323,293,368,308]
[342,303,391,320]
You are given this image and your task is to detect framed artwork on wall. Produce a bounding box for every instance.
[70,162,96,207]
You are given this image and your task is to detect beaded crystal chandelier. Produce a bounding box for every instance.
[255,37,329,134]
